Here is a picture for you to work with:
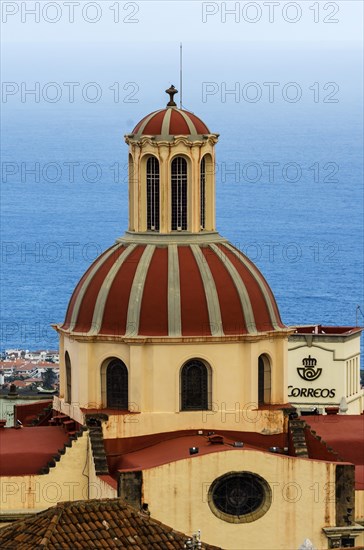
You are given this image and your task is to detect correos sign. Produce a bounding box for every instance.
[288,355,336,400]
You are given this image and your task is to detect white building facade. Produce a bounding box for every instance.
[288,325,363,414]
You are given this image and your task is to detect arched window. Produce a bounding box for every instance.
[200,156,206,230]
[146,156,160,231]
[65,352,71,404]
[258,355,271,405]
[181,359,210,410]
[171,157,187,230]
[106,358,128,409]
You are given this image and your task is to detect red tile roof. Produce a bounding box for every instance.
[9,380,28,387]
[0,360,28,368]
[0,498,221,549]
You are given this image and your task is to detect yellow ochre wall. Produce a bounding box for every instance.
[56,333,289,437]
[0,434,116,516]
[142,450,337,550]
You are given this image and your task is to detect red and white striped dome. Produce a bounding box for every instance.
[61,240,285,338]
[132,108,211,138]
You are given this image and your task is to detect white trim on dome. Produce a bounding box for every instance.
[161,108,173,136]
[178,109,199,135]
[68,243,124,332]
[168,244,182,337]
[210,243,257,334]
[190,244,224,337]
[224,243,281,331]
[125,245,156,336]
[131,107,210,139]
[88,244,137,336]
[135,110,164,136]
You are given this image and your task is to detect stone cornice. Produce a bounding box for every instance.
[52,324,294,343]
[125,134,219,147]
[115,231,227,245]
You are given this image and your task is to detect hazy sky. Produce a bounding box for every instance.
[2,1,363,44]
[2,1,363,118]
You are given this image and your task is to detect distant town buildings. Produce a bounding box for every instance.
[0,350,59,391]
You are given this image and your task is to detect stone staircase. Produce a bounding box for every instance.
[289,418,309,458]
[38,422,87,475]
[48,413,78,435]
[86,416,109,476]
[43,412,109,476]
[29,403,53,426]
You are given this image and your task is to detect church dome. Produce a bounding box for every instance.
[132,108,210,138]
[61,239,284,338]
[129,85,211,139]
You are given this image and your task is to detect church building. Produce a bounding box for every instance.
[1,87,363,549]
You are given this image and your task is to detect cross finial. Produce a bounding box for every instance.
[166,85,178,107]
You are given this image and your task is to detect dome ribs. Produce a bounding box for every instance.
[125,245,156,336]
[62,241,285,339]
[170,109,192,134]
[190,245,224,337]
[89,245,138,335]
[73,245,126,334]
[99,245,146,336]
[132,109,162,134]
[219,243,279,332]
[62,246,116,330]
[167,244,182,337]
[209,243,257,333]
[225,243,284,329]
[131,108,210,138]
[68,244,125,333]
[142,110,167,135]
[139,247,169,336]
[185,111,210,134]
[178,246,211,336]
[202,245,248,335]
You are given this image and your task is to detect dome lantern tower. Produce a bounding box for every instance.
[125,86,219,234]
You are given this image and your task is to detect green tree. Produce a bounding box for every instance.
[42,369,57,390]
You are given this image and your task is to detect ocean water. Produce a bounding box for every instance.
[1,95,363,363]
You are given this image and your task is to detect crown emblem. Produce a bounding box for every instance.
[302,355,317,368]
[297,355,321,382]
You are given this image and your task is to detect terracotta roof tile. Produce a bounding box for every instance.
[0,498,221,549]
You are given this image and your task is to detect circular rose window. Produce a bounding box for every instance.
[208,472,272,523]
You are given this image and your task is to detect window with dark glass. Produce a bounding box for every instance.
[208,472,272,523]
[65,352,71,404]
[340,537,355,548]
[258,355,271,405]
[200,156,206,229]
[106,359,128,409]
[146,157,160,231]
[171,157,187,230]
[181,359,209,410]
